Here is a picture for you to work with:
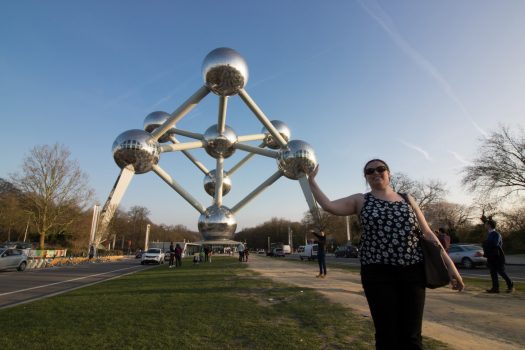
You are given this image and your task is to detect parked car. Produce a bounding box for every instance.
[447,244,486,269]
[135,250,143,259]
[140,248,165,265]
[0,247,28,271]
[334,245,359,258]
[256,249,266,255]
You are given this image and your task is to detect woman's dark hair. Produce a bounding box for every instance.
[363,158,390,175]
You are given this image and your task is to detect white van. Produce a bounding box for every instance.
[282,245,291,254]
[299,244,318,261]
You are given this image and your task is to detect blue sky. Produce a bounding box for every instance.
[1,0,524,231]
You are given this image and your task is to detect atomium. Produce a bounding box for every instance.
[198,204,237,240]
[202,47,249,96]
[277,140,317,180]
[96,47,319,243]
[143,111,175,143]
[112,129,160,174]
[262,120,291,149]
[203,124,238,158]
[204,170,232,197]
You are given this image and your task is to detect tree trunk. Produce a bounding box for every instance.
[39,231,46,249]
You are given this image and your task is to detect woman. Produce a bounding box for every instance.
[308,159,464,350]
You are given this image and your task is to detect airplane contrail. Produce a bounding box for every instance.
[399,139,432,161]
[359,0,488,138]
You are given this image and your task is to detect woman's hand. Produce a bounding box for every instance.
[450,271,465,291]
[308,164,319,182]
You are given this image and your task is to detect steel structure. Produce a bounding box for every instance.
[93,48,320,247]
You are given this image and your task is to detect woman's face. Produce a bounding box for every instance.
[364,161,390,189]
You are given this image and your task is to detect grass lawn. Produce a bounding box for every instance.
[0,257,450,349]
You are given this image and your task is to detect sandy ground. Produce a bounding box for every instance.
[247,255,525,350]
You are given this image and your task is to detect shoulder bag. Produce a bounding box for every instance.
[399,193,451,289]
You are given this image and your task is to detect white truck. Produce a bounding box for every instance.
[299,244,318,261]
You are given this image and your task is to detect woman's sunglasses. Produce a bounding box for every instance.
[365,165,388,175]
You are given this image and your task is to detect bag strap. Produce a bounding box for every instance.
[398,192,424,238]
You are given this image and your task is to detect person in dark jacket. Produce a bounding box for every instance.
[311,230,327,278]
[482,217,514,293]
[168,242,175,268]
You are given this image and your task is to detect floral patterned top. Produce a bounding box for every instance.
[359,193,423,266]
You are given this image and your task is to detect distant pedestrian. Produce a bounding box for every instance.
[237,242,245,262]
[437,228,451,253]
[244,248,249,262]
[311,230,327,278]
[481,216,514,293]
[168,242,175,268]
[88,245,94,260]
[174,243,183,267]
[204,246,211,262]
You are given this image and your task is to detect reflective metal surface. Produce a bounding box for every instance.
[203,169,232,197]
[143,111,175,143]
[277,140,317,180]
[261,120,291,149]
[198,204,237,240]
[203,124,238,158]
[202,47,249,96]
[112,129,160,174]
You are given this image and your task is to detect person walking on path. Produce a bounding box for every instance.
[308,159,464,350]
[481,216,514,293]
[237,242,245,262]
[311,230,327,278]
[168,242,175,268]
[204,246,210,262]
[174,243,183,268]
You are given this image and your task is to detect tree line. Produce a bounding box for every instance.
[1,125,524,253]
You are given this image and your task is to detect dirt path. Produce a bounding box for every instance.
[247,255,525,350]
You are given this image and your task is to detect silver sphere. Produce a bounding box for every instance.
[203,124,238,158]
[203,170,232,197]
[277,140,317,180]
[261,120,291,149]
[143,111,174,143]
[202,47,249,96]
[112,129,160,174]
[198,205,237,240]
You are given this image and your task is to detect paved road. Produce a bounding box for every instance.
[0,257,152,309]
[287,254,525,282]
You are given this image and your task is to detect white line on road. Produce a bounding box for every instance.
[0,265,143,297]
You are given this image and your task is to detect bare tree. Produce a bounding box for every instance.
[11,144,94,248]
[390,173,416,194]
[391,173,447,211]
[424,201,473,231]
[462,125,525,199]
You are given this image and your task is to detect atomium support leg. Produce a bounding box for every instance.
[95,167,135,245]
[238,88,288,147]
[152,164,206,214]
[151,85,210,141]
[231,171,283,214]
